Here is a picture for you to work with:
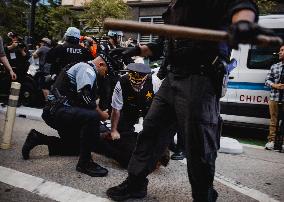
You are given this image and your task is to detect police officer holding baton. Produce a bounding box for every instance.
[106,1,276,201]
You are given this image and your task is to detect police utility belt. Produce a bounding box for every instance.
[45,88,67,115]
[168,56,236,98]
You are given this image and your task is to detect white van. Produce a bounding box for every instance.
[220,15,284,130]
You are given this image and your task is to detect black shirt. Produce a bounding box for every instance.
[46,42,93,75]
[147,0,258,71]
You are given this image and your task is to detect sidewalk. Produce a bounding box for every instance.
[0,104,43,121]
[0,104,248,154]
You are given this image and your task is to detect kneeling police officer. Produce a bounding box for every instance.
[22,52,117,177]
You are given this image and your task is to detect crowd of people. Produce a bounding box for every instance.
[0,0,283,201]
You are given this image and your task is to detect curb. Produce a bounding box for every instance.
[0,104,43,121]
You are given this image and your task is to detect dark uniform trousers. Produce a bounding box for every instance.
[43,105,100,164]
[128,71,221,201]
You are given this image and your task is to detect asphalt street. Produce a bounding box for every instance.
[0,112,283,202]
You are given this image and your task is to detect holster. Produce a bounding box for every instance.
[211,56,227,98]
[42,96,66,129]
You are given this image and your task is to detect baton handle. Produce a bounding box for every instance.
[104,18,283,46]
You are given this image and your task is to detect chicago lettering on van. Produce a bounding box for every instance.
[66,48,82,54]
[239,95,269,104]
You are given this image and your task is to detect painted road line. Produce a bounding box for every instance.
[214,172,278,202]
[179,160,279,202]
[0,166,110,202]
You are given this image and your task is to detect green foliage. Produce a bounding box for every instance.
[34,4,51,42]
[256,0,277,14]
[81,0,130,35]
[47,6,80,40]
[0,0,29,42]
[1,0,279,45]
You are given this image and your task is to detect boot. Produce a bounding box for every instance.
[107,176,148,201]
[22,129,47,160]
[76,160,108,177]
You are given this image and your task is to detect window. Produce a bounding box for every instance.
[138,16,164,44]
[247,29,284,70]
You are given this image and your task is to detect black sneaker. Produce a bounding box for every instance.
[22,129,42,160]
[106,177,148,201]
[171,151,185,160]
[76,161,108,177]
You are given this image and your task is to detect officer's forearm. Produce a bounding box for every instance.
[111,108,120,132]
[232,9,255,23]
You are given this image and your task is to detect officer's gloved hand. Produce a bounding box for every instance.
[109,46,141,59]
[228,20,275,49]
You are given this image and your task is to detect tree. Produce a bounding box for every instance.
[80,0,130,35]
[0,0,29,42]
[256,0,277,14]
[47,6,79,40]
[34,3,51,42]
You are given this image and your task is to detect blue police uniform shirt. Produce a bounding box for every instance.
[66,61,97,92]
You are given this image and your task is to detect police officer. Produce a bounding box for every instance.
[22,52,117,177]
[97,30,133,115]
[93,63,170,168]
[106,1,269,201]
[46,27,93,77]
[110,63,155,139]
[100,30,123,53]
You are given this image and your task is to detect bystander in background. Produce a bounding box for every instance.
[265,44,284,150]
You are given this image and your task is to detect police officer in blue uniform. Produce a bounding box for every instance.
[106,1,270,201]
[22,52,117,177]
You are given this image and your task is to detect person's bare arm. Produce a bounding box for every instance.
[271,83,284,90]
[32,51,39,58]
[110,108,121,140]
[0,56,17,80]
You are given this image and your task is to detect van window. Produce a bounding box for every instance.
[247,28,284,70]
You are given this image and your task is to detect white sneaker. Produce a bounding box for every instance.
[265,141,274,150]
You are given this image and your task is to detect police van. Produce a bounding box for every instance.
[220,15,284,130]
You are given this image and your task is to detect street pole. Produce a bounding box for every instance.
[28,0,38,49]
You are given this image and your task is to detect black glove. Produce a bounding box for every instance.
[228,20,275,49]
[109,46,141,59]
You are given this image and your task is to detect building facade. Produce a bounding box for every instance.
[62,0,284,44]
[126,0,169,43]
[61,0,168,43]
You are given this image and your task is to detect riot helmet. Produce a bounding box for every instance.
[64,27,80,44]
[107,30,123,46]
[107,30,123,38]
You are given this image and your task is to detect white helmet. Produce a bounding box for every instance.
[65,27,80,39]
[107,30,123,37]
